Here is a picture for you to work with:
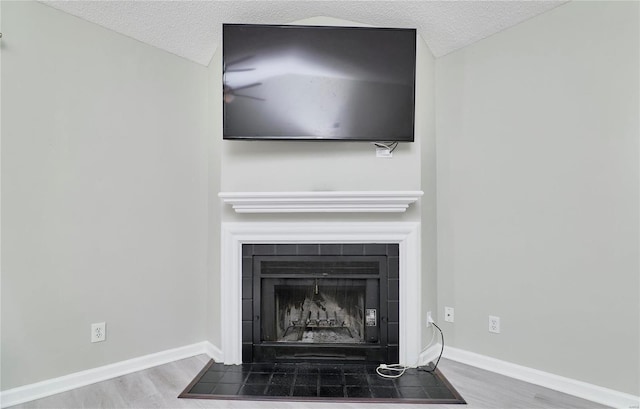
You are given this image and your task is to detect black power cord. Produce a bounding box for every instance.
[372,141,400,153]
[376,320,445,378]
[420,321,444,373]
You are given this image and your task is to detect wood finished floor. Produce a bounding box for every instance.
[9,355,609,409]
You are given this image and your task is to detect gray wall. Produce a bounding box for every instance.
[206,47,224,349]
[417,37,437,349]
[436,1,639,395]
[1,1,209,389]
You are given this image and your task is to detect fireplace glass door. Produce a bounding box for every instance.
[261,278,373,344]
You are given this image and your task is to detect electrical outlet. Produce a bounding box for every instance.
[426,311,433,327]
[376,147,393,158]
[489,316,500,333]
[444,307,454,323]
[91,322,106,343]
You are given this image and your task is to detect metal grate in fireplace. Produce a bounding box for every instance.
[242,243,399,364]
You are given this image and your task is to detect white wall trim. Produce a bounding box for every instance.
[418,343,443,367]
[203,342,224,363]
[220,221,422,366]
[4,341,636,408]
[443,346,640,409]
[218,191,424,213]
[0,341,220,408]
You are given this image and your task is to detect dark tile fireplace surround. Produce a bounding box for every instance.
[242,243,400,365]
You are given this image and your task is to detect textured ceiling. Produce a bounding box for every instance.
[42,1,568,66]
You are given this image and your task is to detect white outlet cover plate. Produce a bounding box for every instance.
[489,315,501,333]
[91,322,106,343]
[444,307,454,323]
[376,148,393,158]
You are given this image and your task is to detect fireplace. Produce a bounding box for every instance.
[220,221,422,367]
[242,245,399,363]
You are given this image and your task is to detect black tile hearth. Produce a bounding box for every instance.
[179,360,466,404]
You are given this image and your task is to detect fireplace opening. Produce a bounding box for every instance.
[242,244,399,364]
[268,278,366,344]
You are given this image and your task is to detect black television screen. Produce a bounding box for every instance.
[223,24,416,142]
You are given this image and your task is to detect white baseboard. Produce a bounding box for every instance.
[443,346,640,409]
[203,341,224,362]
[0,341,220,408]
[418,343,443,367]
[3,342,637,409]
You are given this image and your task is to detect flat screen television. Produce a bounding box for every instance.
[223,24,416,142]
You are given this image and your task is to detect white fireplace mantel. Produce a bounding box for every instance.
[219,191,424,213]
[220,221,422,366]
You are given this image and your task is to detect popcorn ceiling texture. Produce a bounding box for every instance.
[43,1,567,66]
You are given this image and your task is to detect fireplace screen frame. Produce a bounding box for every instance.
[242,243,400,364]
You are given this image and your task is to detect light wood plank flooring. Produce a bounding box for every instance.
[8,355,609,409]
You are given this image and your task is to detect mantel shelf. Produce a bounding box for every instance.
[218,191,424,214]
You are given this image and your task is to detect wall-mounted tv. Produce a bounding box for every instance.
[223,24,416,142]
